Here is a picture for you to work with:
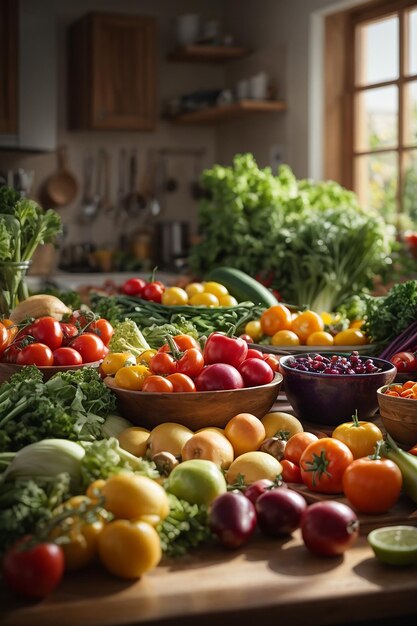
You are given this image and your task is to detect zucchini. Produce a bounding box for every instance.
[205,267,279,308]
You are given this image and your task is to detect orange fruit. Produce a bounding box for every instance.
[291,310,324,343]
[224,413,266,457]
[260,305,293,336]
[182,431,234,470]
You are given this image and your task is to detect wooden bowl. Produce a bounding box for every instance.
[377,385,417,446]
[104,374,283,430]
[0,361,102,384]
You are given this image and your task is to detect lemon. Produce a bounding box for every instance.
[185,282,205,297]
[368,526,417,566]
[161,287,188,306]
[219,294,238,307]
[202,281,228,299]
[334,328,368,346]
[189,292,220,307]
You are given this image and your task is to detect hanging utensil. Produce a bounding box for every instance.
[148,152,162,218]
[78,151,96,223]
[114,148,127,223]
[45,146,79,207]
[124,149,146,217]
[101,149,113,215]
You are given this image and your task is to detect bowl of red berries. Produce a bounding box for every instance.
[279,351,397,426]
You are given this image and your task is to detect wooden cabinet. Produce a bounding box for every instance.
[0,0,17,135]
[68,13,156,131]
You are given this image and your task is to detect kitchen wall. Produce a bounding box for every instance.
[0,0,226,267]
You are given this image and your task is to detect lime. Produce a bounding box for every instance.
[368,525,417,566]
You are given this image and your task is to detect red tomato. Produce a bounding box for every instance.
[176,348,204,378]
[203,332,248,368]
[239,334,254,343]
[3,538,64,599]
[53,347,83,366]
[246,348,264,359]
[300,438,354,494]
[390,351,417,372]
[2,340,23,363]
[159,335,201,353]
[30,316,63,351]
[60,323,79,345]
[70,333,106,363]
[67,310,93,328]
[150,352,177,376]
[281,459,302,483]
[121,277,147,296]
[342,455,402,514]
[16,343,54,366]
[142,375,173,393]
[90,318,114,346]
[238,358,274,387]
[263,354,280,372]
[284,432,319,465]
[142,282,165,303]
[166,373,196,392]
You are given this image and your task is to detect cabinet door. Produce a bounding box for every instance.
[91,13,156,130]
[0,0,17,134]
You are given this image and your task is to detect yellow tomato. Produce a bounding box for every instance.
[320,312,333,325]
[161,287,189,306]
[203,281,229,299]
[136,349,157,365]
[334,328,368,346]
[350,319,364,329]
[114,364,150,390]
[306,331,334,346]
[271,329,301,346]
[98,519,161,579]
[291,310,324,343]
[185,282,205,297]
[86,479,106,500]
[101,352,135,376]
[244,320,263,342]
[332,414,383,459]
[52,519,104,572]
[189,292,220,307]
[102,473,169,522]
[219,294,238,307]
[260,304,293,336]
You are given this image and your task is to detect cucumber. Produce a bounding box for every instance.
[205,267,279,308]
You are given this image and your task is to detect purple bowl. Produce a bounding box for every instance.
[280,353,397,426]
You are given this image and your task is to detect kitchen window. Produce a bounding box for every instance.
[324,0,417,228]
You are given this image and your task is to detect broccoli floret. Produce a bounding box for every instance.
[109,318,151,357]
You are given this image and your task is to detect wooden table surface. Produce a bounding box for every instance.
[2,398,417,626]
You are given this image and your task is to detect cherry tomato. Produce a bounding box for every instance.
[121,277,147,296]
[246,348,264,359]
[60,323,79,345]
[390,351,417,372]
[166,373,196,392]
[281,459,303,483]
[53,347,83,366]
[142,282,165,303]
[300,438,354,494]
[291,310,324,343]
[17,343,54,366]
[2,340,23,363]
[260,305,293,336]
[3,538,64,599]
[176,348,204,378]
[150,352,177,376]
[203,332,248,368]
[70,333,106,363]
[90,318,114,346]
[263,354,280,372]
[67,310,95,328]
[142,375,174,393]
[284,432,319,464]
[239,334,254,343]
[409,444,417,456]
[342,451,402,514]
[158,335,201,353]
[238,358,274,387]
[30,316,63,351]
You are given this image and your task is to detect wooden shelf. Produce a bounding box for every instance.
[170,100,286,124]
[168,44,251,63]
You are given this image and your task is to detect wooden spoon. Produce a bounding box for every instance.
[45,146,78,207]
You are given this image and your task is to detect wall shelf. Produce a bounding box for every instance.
[167,44,251,63]
[169,100,286,125]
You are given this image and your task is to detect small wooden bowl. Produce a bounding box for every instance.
[0,361,102,384]
[377,385,417,446]
[104,374,283,430]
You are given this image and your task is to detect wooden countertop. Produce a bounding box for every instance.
[2,399,417,626]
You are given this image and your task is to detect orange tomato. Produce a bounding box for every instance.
[166,373,196,392]
[142,375,174,393]
[343,455,402,514]
[284,432,319,465]
[291,310,324,343]
[260,305,293,336]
